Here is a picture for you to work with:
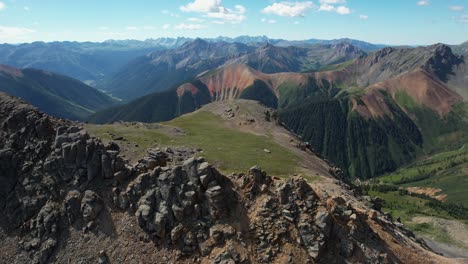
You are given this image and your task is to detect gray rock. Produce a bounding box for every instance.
[64,190,81,224]
[315,211,331,235]
[101,153,112,179]
[171,224,185,242]
[81,190,103,222]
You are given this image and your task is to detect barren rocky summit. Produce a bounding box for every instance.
[0,92,454,263]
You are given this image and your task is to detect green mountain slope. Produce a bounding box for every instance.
[0,65,117,120]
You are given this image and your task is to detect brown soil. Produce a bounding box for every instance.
[406,187,447,201]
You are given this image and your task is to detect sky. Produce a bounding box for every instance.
[0,0,467,45]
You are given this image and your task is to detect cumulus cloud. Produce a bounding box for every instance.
[417,1,429,6]
[319,4,335,11]
[449,6,464,11]
[319,0,346,3]
[318,0,351,15]
[336,6,351,14]
[0,2,5,10]
[174,23,204,30]
[180,0,246,24]
[162,24,171,30]
[125,26,139,31]
[180,0,220,13]
[262,1,315,17]
[359,14,368,20]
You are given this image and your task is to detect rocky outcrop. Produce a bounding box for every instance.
[0,93,446,263]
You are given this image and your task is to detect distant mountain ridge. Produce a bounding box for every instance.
[102,39,367,100]
[0,41,165,83]
[0,64,117,120]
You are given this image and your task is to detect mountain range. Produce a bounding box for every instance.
[0,41,164,84]
[101,39,367,100]
[0,35,467,262]
[0,64,117,120]
[0,37,467,179]
[90,42,468,179]
[0,36,385,85]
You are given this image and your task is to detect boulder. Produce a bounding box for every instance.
[81,190,103,223]
[64,190,81,224]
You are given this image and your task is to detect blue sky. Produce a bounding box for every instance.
[0,0,466,45]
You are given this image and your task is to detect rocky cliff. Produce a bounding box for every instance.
[0,92,451,263]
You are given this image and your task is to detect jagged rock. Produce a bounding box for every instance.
[171,224,185,242]
[81,190,103,223]
[64,190,81,224]
[105,141,120,152]
[209,224,236,244]
[98,250,109,264]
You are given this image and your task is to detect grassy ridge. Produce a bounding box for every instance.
[86,111,299,177]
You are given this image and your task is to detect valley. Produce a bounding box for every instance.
[0,29,467,263]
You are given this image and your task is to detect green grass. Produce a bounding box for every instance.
[376,145,468,206]
[85,123,172,160]
[164,111,299,176]
[367,190,452,221]
[363,144,468,248]
[317,59,354,72]
[86,111,300,177]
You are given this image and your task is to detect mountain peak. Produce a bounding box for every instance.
[423,43,463,82]
[178,38,210,51]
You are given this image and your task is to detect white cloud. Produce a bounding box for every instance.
[359,14,368,20]
[161,9,170,14]
[336,6,351,15]
[125,26,139,31]
[187,17,204,22]
[261,18,277,24]
[180,0,221,13]
[162,24,171,30]
[294,21,300,24]
[319,4,335,11]
[174,23,204,30]
[143,26,156,30]
[449,6,464,11]
[319,0,346,3]
[180,0,246,24]
[0,26,35,42]
[24,6,29,11]
[262,1,315,17]
[417,0,429,6]
[318,1,351,15]
[235,5,246,14]
[0,2,5,10]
